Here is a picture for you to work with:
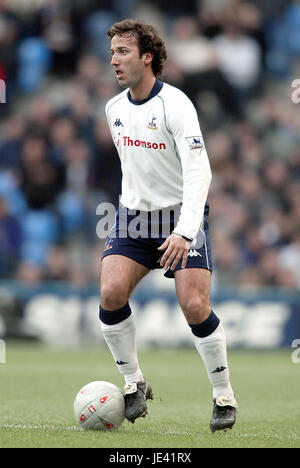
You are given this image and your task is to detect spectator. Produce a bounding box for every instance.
[18,134,65,209]
[58,81,95,144]
[17,37,51,93]
[167,16,244,119]
[49,116,76,165]
[213,18,262,99]
[39,0,78,75]
[0,196,22,275]
[93,117,121,205]
[277,232,300,288]
[44,245,69,281]
[167,16,218,74]
[16,261,43,284]
[64,138,92,195]
[0,115,25,169]
[27,94,54,136]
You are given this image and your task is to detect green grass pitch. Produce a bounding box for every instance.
[0,342,299,448]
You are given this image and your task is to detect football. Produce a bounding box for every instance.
[74,381,125,431]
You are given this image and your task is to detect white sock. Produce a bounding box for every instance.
[100,314,144,385]
[193,323,234,399]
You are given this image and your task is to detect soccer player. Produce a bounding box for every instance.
[99,19,238,432]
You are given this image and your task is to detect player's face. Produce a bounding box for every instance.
[110,34,146,89]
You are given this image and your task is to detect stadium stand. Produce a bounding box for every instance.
[0,0,299,292]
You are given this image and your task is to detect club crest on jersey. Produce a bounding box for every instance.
[185,136,204,150]
[147,115,158,130]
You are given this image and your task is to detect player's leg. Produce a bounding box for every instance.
[100,254,148,383]
[175,268,237,431]
[99,255,153,422]
[100,254,149,310]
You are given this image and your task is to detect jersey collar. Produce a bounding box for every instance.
[127,78,163,105]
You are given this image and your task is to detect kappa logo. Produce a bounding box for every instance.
[188,249,202,257]
[212,366,227,373]
[114,118,124,127]
[147,115,158,130]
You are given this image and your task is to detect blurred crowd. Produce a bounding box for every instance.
[0,0,299,291]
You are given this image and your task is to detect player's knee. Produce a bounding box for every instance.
[181,296,210,323]
[100,283,129,311]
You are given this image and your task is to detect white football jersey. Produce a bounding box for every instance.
[105,79,212,241]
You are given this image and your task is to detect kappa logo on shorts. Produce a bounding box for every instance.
[188,249,202,257]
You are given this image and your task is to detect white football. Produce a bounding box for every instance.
[74,381,125,431]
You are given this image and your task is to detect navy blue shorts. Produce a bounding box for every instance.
[101,203,213,279]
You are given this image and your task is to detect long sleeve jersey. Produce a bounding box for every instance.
[105,79,212,241]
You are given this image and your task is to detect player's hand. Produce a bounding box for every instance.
[158,234,191,271]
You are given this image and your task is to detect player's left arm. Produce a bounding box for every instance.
[158,94,212,271]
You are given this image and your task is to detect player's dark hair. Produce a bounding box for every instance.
[107,19,167,77]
